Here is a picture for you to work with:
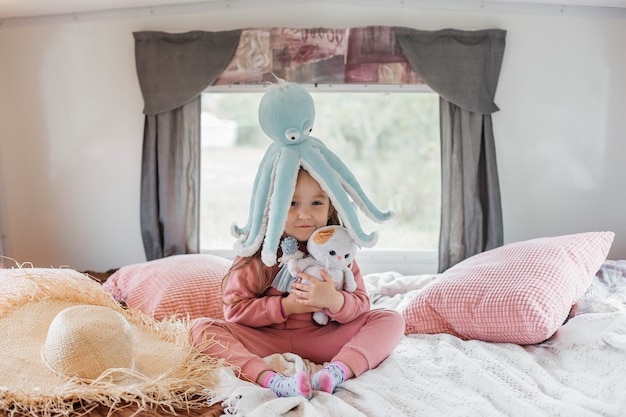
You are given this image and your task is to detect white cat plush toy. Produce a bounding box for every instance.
[288,225,358,325]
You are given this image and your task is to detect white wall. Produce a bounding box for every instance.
[0,3,625,272]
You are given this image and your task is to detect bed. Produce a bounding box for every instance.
[2,231,626,416]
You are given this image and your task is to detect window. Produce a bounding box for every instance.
[200,85,440,274]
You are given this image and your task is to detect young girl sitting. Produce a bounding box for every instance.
[191,168,405,398]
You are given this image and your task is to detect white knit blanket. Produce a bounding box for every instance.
[216,268,626,417]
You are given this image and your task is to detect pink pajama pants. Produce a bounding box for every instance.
[191,308,405,383]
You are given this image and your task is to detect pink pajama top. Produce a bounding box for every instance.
[223,256,370,330]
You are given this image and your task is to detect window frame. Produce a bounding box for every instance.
[199,83,439,275]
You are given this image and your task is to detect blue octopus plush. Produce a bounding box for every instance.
[231,79,393,266]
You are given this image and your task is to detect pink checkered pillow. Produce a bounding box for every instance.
[403,231,614,344]
[103,254,230,321]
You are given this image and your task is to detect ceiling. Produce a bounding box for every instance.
[1,0,625,20]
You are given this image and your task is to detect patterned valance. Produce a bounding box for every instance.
[214,26,424,86]
[134,26,506,115]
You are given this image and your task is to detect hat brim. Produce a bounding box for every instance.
[0,268,227,416]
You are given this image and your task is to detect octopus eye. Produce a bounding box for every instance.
[285,128,300,141]
[329,250,336,256]
[308,127,313,134]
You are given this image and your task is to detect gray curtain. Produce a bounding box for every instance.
[395,28,506,272]
[134,30,241,260]
[140,98,200,259]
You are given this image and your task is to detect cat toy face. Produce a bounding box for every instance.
[307,226,357,273]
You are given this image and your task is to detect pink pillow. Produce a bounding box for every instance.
[103,254,231,321]
[403,231,614,344]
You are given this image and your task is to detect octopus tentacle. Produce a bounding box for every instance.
[231,147,277,238]
[232,147,279,255]
[310,137,394,223]
[260,147,302,266]
[300,150,379,248]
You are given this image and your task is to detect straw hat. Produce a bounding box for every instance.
[0,267,226,416]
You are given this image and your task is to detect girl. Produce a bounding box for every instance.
[191,168,405,399]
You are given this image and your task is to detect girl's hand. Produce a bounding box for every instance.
[291,269,345,314]
[281,291,322,316]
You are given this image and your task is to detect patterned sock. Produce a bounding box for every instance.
[263,371,312,398]
[310,362,347,393]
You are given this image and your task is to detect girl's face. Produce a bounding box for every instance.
[284,170,332,242]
